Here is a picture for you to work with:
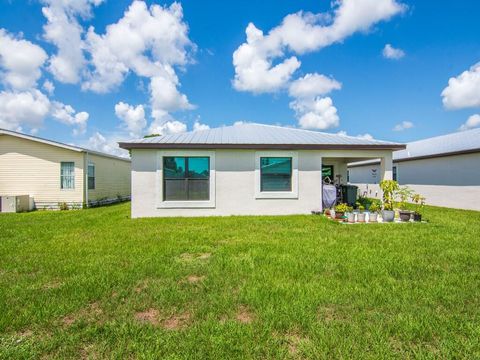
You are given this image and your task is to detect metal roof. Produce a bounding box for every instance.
[0,128,130,162]
[348,128,480,167]
[119,123,405,150]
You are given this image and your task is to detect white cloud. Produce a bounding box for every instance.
[51,101,89,135]
[41,0,104,84]
[356,133,374,140]
[193,120,210,131]
[42,80,55,95]
[86,131,129,158]
[289,73,341,98]
[459,114,480,131]
[232,0,405,93]
[0,29,48,90]
[114,101,146,138]
[291,96,339,130]
[393,120,414,131]
[148,116,187,136]
[441,63,480,110]
[382,44,405,59]
[0,90,50,132]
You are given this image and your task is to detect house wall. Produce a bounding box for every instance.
[0,134,84,209]
[131,148,393,218]
[348,152,480,211]
[87,153,131,204]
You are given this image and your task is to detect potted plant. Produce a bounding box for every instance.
[380,180,399,222]
[368,201,380,222]
[334,203,350,220]
[397,186,414,222]
[357,205,366,223]
[411,193,426,222]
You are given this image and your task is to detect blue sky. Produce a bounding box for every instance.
[1,0,479,156]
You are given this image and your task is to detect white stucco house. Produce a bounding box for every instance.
[119,123,405,218]
[348,128,480,210]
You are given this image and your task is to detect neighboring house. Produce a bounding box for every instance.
[0,128,131,210]
[119,123,404,218]
[348,128,480,210]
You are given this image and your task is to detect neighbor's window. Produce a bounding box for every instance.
[88,163,95,190]
[60,162,75,189]
[260,157,292,192]
[163,157,210,201]
[393,166,397,181]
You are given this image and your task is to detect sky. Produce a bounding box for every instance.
[0,0,479,157]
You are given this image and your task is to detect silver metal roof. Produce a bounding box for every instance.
[122,123,403,148]
[393,127,480,160]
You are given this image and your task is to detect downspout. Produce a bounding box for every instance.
[84,152,89,207]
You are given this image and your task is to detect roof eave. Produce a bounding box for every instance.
[119,142,406,151]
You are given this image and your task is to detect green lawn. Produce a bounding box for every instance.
[0,203,479,359]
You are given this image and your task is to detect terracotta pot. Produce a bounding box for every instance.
[399,210,412,222]
[382,210,395,222]
[369,213,378,222]
[357,213,366,223]
[335,212,344,220]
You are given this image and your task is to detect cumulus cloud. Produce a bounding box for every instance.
[114,101,146,138]
[148,116,187,136]
[87,131,129,158]
[41,0,104,84]
[393,120,414,131]
[382,44,405,59]
[0,29,48,90]
[291,96,340,130]
[193,119,210,131]
[289,73,341,98]
[51,101,89,135]
[42,80,55,95]
[233,0,405,93]
[0,90,50,132]
[441,63,480,110]
[459,114,480,131]
[337,130,374,140]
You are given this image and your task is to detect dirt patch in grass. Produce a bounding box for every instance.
[134,308,159,326]
[317,304,349,323]
[42,279,64,290]
[236,305,254,324]
[285,332,310,356]
[62,302,104,327]
[178,252,212,262]
[162,312,191,330]
[186,275,205,283]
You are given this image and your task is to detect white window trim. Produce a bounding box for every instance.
[60,161,75,191]
[88,162,95,190]
[156,150,216,209]
[255,151,298,199]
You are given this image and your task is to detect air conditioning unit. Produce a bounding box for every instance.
[0,195,32,213]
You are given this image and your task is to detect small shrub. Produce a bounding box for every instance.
[380,180,399,211]
[58,202,69,211]
[335,203,352,213]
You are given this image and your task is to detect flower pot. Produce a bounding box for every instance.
[369,213,378,222]
[413,212,422,222]
[357,213,366,223]
[335,211,344,220]
[399,210,412,222]
[382,210,395,222]
[347,212,356,223]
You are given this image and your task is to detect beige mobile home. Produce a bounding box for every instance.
[0,128,131,210]
[119,123,405,218]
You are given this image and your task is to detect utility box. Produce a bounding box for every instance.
[0,195,32,213]
[341,185,358,206]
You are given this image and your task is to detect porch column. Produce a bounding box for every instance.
[380,153,393,181]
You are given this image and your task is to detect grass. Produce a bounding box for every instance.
[0,203,479,359]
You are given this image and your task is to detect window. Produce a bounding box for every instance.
[88,164,95,190]
[322,165,334,183]
[393,166,397,181]
[163,157,210,201]
[255,151,298,199]
[60,162,75,189]
[260,157,292,191]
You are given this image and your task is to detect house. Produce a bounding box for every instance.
[347,128,480,210]
[119,123,405,218]
[0,128,131,210]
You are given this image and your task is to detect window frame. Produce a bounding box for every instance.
[255,151,298,199]
[88,163,95,190]
[393,165,398,182]
[156,150,215,208]
[60,161,75,190]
